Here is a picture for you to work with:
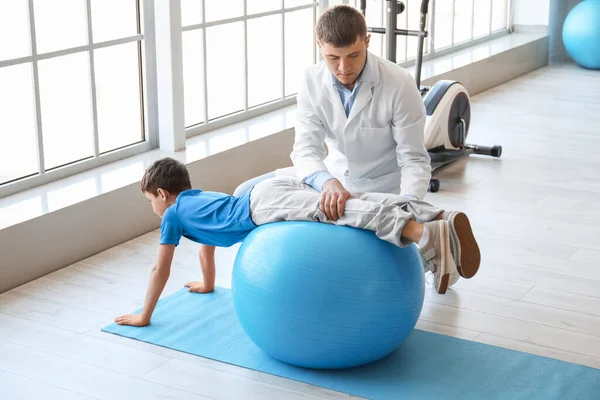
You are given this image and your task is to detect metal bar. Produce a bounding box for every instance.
[27,0,45,175]
[386,0,397,62]
[368,27,426,37]
[415,1,430,88]
[202,0,209,125]
[182,3,317,32]
[85,0,100,157]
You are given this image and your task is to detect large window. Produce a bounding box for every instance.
[181,0,317,134]
[0,0,148,194]
[1,0,510,198]
[352,0,509,63]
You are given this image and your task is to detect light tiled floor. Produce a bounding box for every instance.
[1,61,599,399]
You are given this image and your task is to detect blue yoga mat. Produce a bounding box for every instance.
[103,288,600,400]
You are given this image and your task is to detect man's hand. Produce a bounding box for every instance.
[115,313,150,327]
[320,179,352,221]
[185,281,214,293]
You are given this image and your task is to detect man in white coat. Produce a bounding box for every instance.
[291,5,430,220]
[233,5,481,293]
[289,5,481,291]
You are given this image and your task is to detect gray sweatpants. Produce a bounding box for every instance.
[249,177,443,248]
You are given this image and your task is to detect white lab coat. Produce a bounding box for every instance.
[289,51,431,200]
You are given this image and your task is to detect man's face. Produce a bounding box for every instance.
[319,35,370,88]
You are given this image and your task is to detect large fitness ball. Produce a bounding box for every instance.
[563,0,600,69]
[231,221,425,369]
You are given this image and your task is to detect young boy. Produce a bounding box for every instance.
[115,157,480,327]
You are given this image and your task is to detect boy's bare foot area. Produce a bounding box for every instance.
[115,314,150,327]
[185,281,214,293]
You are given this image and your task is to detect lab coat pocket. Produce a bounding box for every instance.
[357,126,394,158]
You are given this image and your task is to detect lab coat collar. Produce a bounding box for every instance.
[319,52,379,124]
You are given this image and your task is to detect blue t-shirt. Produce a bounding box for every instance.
[159,189,256,247]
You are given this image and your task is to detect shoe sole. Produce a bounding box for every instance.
[452,212,481,279]
[436,222,450,294]
[437,273,449,294]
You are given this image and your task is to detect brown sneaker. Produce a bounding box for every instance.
[442,211,481,279]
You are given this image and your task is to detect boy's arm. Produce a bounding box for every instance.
[115,244,176,327]
[185,244,216,293]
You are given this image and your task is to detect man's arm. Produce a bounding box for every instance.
[290,72,330,181]
[392,79,431,200]
[185,244,216,293]
[115,244,176,327]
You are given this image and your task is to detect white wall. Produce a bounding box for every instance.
[513,0,551,26]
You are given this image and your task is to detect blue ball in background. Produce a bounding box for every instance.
[232,221,425,369]
[563,0,600,70]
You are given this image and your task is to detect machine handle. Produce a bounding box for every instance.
[421,0,430,14]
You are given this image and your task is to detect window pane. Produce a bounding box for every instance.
[206,22,244,119]
[473,0,491,38]
[285,0,314,7]
[363,0,383,58]
[434,0,453,49]
[95,42,143,153]
[91,0,138,43]
[491,0,507,32]
[205,0,244,22]
[0,64,38,184]
[34,0,88,54]
[0,0,30,61]
[453,0,473,44]
[181,0,203,26]
[248,15,282,107]
[405,0,421,61]
[38,53,94,169]
[183,29,206,127]
[248,0,281,15]
[285,9,314,96]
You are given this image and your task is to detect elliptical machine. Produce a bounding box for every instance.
[359,0,502,192]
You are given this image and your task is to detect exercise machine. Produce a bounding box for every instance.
[359,0,502,192]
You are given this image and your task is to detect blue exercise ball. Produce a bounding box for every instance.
[563,0,600,69]
[231,221,425,369]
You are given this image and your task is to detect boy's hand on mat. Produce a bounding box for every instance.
[321,179,353,221]
[115,314,150,327]
[185,281,214,293]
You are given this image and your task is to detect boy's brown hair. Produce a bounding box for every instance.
[316,5,367,47]
[141,157,192,196]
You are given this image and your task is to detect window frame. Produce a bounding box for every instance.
[0,0,513,199]
[0,0,157,198]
